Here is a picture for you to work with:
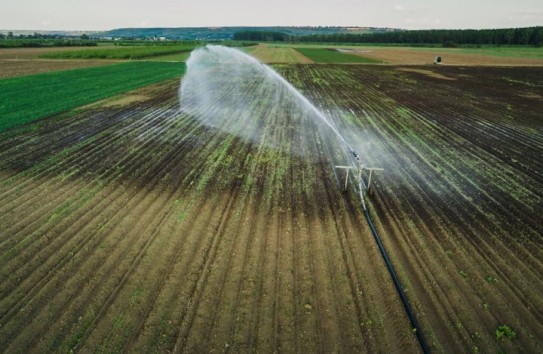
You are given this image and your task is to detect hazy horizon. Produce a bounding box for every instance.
[1,0,542,31]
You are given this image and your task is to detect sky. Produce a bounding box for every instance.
[1,0,542,31]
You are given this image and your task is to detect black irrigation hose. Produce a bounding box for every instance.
[363,209,431,354]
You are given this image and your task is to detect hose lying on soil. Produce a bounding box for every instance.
[363,208,431,354]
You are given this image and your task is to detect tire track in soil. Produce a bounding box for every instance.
[179,154,255,352]
[192,121,277,351]
[118,185,233,352]
[173,80,277,349]
[112,133,255,352]
[223,134,278,352]
[116,146,258,352]
[167,151,244,352]
[288,151,323,353]
[299,123,363,353]
[226,198,267,351]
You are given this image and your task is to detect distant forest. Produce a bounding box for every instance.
[233,31,291,42]
[0,32,97,48]
[234,27,543,46]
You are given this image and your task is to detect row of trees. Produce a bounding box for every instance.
[233,31,292,42]
[234,27,542,46]
[300,27,542,46]
[0,32,91,39]
[0,32,97,48]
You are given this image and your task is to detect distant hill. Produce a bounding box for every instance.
[0,30,97,37]
[98,27,397,40]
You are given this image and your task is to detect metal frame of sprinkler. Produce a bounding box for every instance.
[335,151,383,210]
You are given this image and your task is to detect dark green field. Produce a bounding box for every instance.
[0,61,186,131]
[38,44,197,60]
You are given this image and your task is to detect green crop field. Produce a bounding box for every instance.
[145,51,192,62]
[0,61,186,131]
[0,44,541,354]
[294,47,380,63]
[38,44,198,60]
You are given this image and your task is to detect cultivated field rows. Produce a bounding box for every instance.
[276,65,542,353]
[0,65,541,353]
[1,79,417,352]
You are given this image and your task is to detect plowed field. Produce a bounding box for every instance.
[0,65,541,353]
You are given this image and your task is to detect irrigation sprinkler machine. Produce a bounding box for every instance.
[335,148,430,354]
[335,150,383,210]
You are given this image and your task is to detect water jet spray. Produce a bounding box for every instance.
[179,45,428,354]
[180,45,383,205]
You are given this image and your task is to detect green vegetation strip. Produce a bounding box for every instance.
[0,61,186,132]
[295,48,379,63]
[39,44,197,59]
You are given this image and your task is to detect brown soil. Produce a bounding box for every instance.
[0,59,121,79]
[0,66,541,353]
[398,68,456,80]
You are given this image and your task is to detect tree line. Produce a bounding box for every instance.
[233,31,292,42]
[234,27,543,46]
[0,32,97,48]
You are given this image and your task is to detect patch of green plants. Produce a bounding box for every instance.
[495,324,516,341]
[0,61,186,132]
[295,47,380,63]
[485,275,498,284]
